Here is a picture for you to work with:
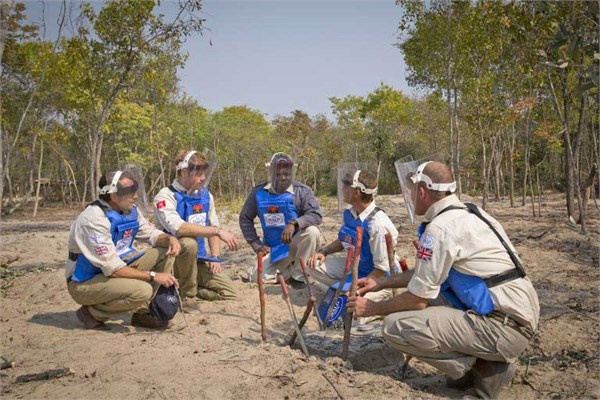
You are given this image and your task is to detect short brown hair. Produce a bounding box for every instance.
[357,170,377,202]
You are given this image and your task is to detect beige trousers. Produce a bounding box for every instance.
[172,237,202,298]
[382,297,530,379]
[246,226,321,283]
[68,247,170,322]
[196,261,237,301]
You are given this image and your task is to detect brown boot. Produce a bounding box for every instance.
[131,313,169,330]
[472,359,516,399]
[76,306,109,330]
[181,297,201,315]
[446,370,474,390]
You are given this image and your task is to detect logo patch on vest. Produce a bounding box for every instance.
[267,206,279,213]
[264,213,285,227]
[419,233,435,249]
[192,204,203,213]
[156,200,166,209]
[188,213,207,226]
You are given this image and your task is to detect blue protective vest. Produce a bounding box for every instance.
[71,202,142,283]
[337,207,381,281]
[169,186,211,258]
[417,205,500,316]
[255,188,299,263]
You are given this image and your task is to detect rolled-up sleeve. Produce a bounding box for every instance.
[368,217,390,272]
[407,224,457,299]
[208,193,220,227]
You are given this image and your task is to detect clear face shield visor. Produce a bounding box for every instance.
[98,169,144,212]
[336,162,372,211]
[176,151,217,195]
[266,154,297,193]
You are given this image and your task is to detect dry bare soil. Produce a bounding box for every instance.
[1,193,599,399]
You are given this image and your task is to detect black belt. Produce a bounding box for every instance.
[68,252,78,262]
[488,311,535,341]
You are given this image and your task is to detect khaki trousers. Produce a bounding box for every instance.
[196,261,237,301]
[246,226,321,283]
[68,247,170,322]
[382,296,530,379]
[172,237,201,298]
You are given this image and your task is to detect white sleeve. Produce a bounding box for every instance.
[153,188,185,234]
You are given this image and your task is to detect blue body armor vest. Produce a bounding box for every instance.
[169,186,211,259]
[255,188,299,263]
[71,201,142,283]
[418,203,526,316]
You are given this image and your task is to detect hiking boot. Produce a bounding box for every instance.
[131,313,169,330]
[472,359,516,399]
[447,370,475,390]
[285,277,307,290]
[76,306,109,330]
[181,297,201,315]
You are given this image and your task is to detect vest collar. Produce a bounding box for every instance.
[263,182,294,194]
[350,201,376,222]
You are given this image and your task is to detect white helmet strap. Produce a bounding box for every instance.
[99,170,123,195]
[412,162,457,193]
[352,170,377,195]
[176,151,197,171]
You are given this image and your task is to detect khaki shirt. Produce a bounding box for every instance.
[152,179,220,234]
[407,195,540,330]
[346,201,399,273]
[65,200,163,279]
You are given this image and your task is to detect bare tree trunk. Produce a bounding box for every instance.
[33,140,44,217]
[509,122,516,207]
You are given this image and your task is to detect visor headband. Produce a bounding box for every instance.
[265,153,297,167]
[176,151,197,171]
[352,170,377,195]
[98,171,123,195]
[412,162,457,193]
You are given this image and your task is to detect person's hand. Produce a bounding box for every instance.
[218,229,239,251]
[281,223,296,244]
[347,296,376,318]
[256,245,270,256]
[209,262,222,274]
[167,236,181,256]
[154,272,179,288]
[356,277,379,296]
[308,252,325,269]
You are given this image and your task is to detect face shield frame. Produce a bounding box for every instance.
[337,162,370,211]
[266,153,297,194]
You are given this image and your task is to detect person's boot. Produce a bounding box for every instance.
[131,313,169,330]
[181,297,201,315]
[472,359,516,399]
[285,277,307,290]
[76,306,109,330]
[446,370,474,390]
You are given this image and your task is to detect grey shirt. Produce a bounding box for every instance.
[239,181,322,251]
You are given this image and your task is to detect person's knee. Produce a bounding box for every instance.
[179,237,198,255]
[303,225,321,242]
[128,282,153,307]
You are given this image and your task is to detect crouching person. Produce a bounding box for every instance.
[348,160,539,399]
[153,150,239,305]
[66,170,187,330]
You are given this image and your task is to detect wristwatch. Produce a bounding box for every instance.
[292,220,300,230]
[149,271,156,283]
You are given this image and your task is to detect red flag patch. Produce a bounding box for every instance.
[156,200,166,209]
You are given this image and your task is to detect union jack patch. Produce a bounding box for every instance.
[416,245,433,262]
[94,245,109,256]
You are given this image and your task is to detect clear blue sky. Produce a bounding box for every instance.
[25,0,412,119]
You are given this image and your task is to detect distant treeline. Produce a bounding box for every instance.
[1,1,598,231]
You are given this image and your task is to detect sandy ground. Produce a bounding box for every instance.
[0,193,599,399]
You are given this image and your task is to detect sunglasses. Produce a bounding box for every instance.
[117,181,139,196]
[188,163,209,172]
[342,179,353,186]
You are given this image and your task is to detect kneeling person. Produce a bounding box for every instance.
[66,170,183,330]
[154,150,239,305]
[308,169,398,325]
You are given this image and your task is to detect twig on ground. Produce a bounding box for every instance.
[16,367,74,383]
[321,371,345,399]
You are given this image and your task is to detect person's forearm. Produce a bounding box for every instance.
[111,266,151,282]
[176,222,219,238]
[155,233,175,248]
[375,269,414,290]
[319,239,344,255]
[370,290,427,316]
[208,235,220,256]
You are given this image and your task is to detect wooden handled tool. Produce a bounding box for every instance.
[341,226,363,361]
[257,252,266,341]
[277,270,309,356]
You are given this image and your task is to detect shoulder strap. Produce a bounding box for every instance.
[168,185,178,193]
[366,206,383,222]
[464,203,526,287]
[89,200,109,216]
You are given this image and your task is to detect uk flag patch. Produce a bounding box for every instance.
[94,245,109,256]
[416,245,433,262]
